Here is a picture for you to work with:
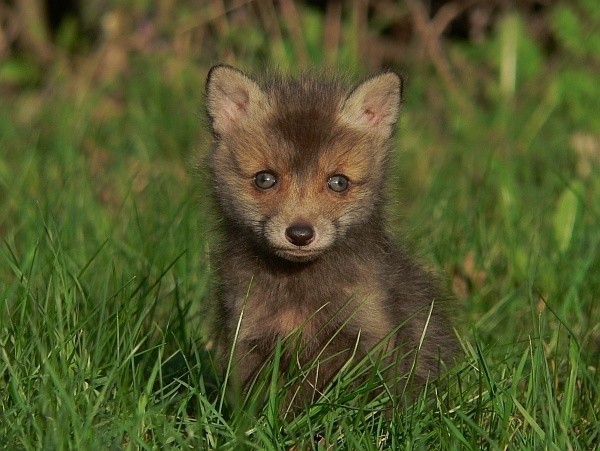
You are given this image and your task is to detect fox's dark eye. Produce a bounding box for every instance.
[254,171,277,189]
[327,175,349,193]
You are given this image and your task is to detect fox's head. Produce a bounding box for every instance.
[205,65,402,262]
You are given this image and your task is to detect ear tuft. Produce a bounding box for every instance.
[205,65,268,135]
[339,72,402,137]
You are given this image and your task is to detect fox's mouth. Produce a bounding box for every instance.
[275,247,322,262]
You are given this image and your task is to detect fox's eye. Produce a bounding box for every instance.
[254,171,277,189]
[327,175,349,193]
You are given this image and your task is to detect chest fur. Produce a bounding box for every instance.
[229,268,393,352]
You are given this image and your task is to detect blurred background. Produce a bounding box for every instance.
[1,0,599,343]
[2,0,598,205]
[1,1,599,446]
[2,0,599,293]
[1,0,598,114]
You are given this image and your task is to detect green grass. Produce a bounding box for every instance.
[2,29,600,451]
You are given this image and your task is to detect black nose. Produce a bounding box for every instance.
[285,223,315,246]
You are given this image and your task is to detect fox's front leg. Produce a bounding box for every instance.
[227,339,271,393]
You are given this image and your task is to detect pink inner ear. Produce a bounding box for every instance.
[362,107,380,125]
[230,90,249,112]
[218,86,250,124]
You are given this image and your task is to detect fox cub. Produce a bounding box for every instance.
[205,65,456,405]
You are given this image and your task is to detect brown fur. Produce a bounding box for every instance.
[204,65,457,407]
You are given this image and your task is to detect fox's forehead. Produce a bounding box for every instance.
[263,76,346,130]
[269,103,337,148]
[260,77,351,166]
[266,108,363,171]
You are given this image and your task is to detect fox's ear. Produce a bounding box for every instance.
[339,72,403,137]
[205,65,269,135]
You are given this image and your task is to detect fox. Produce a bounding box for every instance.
[204,64,457,408]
